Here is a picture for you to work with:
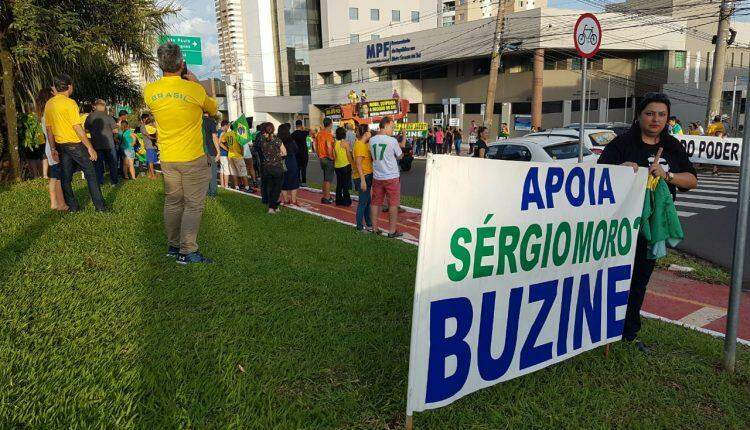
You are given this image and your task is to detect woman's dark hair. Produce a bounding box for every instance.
[278,122,292,142]
[335,126,347,140]
[262,122,275,136]
[356,123,369,138]
[477,126,487,138]
[635,92,671,118]
[634,92,672,138]
[35,87,54,117]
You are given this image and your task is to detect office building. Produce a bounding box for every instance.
[309,3,750,135]
[215,0,436,124]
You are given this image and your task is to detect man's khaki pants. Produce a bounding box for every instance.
[162,155,211,254]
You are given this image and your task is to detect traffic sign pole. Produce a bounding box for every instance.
[579,57,588,163]
[573,13,602,163]
[724,65,750,372]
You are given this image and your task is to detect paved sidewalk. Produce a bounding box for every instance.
[229,185,750,344]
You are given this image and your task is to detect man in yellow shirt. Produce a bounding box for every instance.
[144,42,218,264]
[44,74,106,212]
[707,115,725,136]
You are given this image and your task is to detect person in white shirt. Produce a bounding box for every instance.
[369,116,406,238]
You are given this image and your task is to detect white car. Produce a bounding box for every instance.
[485,135,599,164]
[525,128,617,155]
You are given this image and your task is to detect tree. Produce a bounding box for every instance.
[0,0,175,182]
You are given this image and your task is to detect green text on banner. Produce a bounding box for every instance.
[406,156,648,414]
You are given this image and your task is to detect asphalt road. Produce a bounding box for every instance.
[305,157,748,285]
[304,156,428,196]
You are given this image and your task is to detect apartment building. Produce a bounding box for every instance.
[309,4,749,136]
[215,0,437,124]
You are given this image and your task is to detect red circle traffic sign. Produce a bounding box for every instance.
[573,13,602,59]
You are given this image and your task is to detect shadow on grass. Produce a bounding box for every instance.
[135,186,243,427]
[0,208,64,288]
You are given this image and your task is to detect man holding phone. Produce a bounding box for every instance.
[144,42,218,265]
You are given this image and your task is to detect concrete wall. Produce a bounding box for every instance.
[320,0,437,47]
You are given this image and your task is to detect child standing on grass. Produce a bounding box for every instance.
[119,120,136,180]
[141,114,158,179]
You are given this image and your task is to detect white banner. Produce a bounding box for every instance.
[676,134,743,167]
[406,156,647,414]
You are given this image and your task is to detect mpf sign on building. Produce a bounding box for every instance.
[365,39,421,64]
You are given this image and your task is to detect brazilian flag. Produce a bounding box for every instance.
[232,115,252,145]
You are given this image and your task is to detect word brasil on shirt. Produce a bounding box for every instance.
[407,160,647,413]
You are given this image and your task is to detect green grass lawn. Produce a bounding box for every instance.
[1,178,748,429]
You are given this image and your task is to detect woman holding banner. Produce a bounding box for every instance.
[598,92,697,353]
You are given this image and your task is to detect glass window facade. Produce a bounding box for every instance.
[674,51,686,69]
[392,10,400,22]
[283,0,322,96]
[371,8,380,21]
[637,52,665,70]
[350,34,359,44]
[349,7,358,20]
[411,11,419,22]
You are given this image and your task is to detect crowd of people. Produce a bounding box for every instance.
[38,75,165,213]
[30,42,707,353]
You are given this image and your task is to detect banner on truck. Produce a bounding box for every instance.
[406,156,648,415]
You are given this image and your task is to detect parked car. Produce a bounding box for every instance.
[564,122,631,136]
[526,127,617,155]
[486,135,599,164]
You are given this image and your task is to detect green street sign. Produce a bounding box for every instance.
[159,35,203,65]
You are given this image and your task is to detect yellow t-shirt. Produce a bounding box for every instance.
[143,76,218,163]
[707,122,725,136]
[224,130,243,159]
[352,139,373,179]
[80,113,91,138]
[44,94,82,144]
[334,140,350,169]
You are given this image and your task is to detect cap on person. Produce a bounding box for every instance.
[295,119,303,127]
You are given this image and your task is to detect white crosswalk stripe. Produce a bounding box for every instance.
[679,194,737,203]
[674,201,726,210]
[676,210,697,218]
[670,174,739,218]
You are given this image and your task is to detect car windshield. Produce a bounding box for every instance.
[589,131,617,146]
[544,142,592,160]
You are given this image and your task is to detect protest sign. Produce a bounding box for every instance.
[324,105,342,120]
[396,122,429,138]
[361,99,399,118]
[406,156,647,416]
[676,135,742,167]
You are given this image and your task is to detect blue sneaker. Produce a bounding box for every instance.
[177,252,214,265]
[166,246,180,258]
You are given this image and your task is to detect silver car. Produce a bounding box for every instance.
[486,135,599,164]
[526,128,617,155]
